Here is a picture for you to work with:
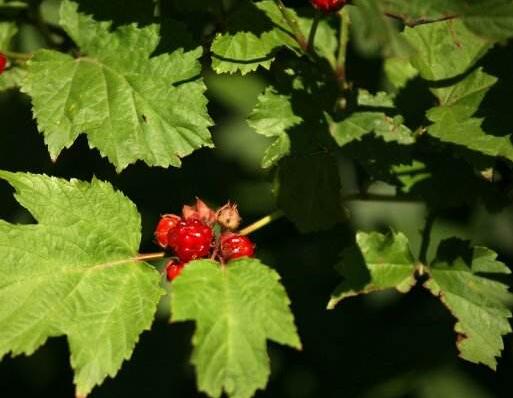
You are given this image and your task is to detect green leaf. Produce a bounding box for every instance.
[247,87,302,168]
[328,231,417,309]
[426,68,513,162]
[428,116,513,162]
[0,67,27,91]
[425,239,513,369]
[350,1,414,58]
[210,1,297,75]
[277,152,344,233]
[428,68,498,121]
[211,0,337,74]
[21,0,213,171]
[171,259,301,398]
[382,0,513,41]
[0,171,162,396]
[384,57,418,90]
[462,0,513,41]
[329,112,414,146]
[328,90,414,146]
[404,19,491,81]
[0,21,17,49]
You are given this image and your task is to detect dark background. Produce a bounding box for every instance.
[1,1,513,397]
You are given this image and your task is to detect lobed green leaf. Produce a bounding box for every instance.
[22,0,213,171]
[0,170,162,396]
[171,259,301,398]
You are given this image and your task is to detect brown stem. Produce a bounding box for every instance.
[384,12,458,27]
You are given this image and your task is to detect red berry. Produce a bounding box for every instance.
[154,214,181,248]
[310,0,347,13]
[167,218,214,262]
[220,232,255,261]
[165,260,185,281]
[0,53,7,75]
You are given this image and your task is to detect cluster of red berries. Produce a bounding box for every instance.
[155,198,255,281]
[0,53,7,75]
[310,0,347,13]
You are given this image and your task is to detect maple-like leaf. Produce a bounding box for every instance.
[425,239,513,369]
[21,0,213,171]
[0,170,162,397]
[328,231,417,309]
[171,259,301,398]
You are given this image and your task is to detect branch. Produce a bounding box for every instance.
[384,12,459,27]
[418,212,436,264]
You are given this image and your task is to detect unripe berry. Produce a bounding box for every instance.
[220,232,255,261]
[0,53,7,75]
[182,198,217,225]
[216,202,242,230]
[165,260,185,281]
[154,214,181,248]
[167,219,214,262]
[310,0,347,13]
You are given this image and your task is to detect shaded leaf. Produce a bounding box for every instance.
[328,230,417,309]
[277,151,343,233]
[247,87,302,168]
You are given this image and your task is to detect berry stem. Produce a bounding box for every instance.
[134,252,166,262]
[307,11,322,52]
[239,210,285,236]
[274,0,308,51]
[1,50,31,62]
[418,212,436,265]
[335,6,351,85]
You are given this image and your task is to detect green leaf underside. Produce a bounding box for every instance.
[383,0,513,41]
[425,240,513,369]
[404,19,490,81]
[21,0,212,171]
[171,259,301,398]
[328,231,416,309]
[350,0,414,58]
[0,171,162,396]
[247,87,302,168]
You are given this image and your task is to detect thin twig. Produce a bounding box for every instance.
[335,6,351,101]
[418,212,436,264]
[239,210,285,236]
[384,12,458,27]
[307,11,321,52]
[0,50,31,61]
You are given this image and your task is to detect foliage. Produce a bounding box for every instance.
[1,0,513,397]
